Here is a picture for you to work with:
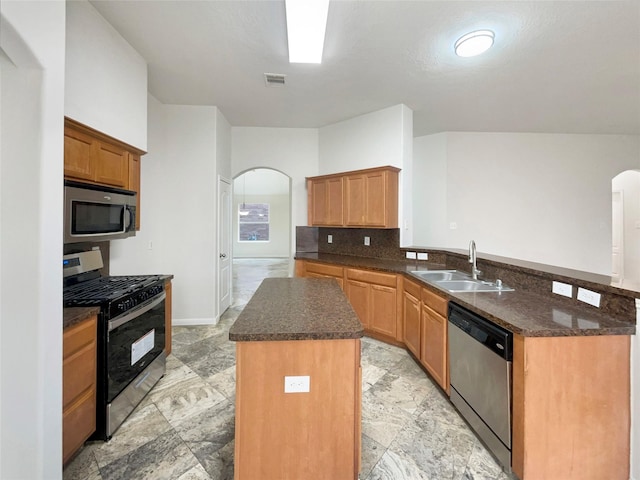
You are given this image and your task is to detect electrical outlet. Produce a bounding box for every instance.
[406,251,417,260]
[327,234,333,244]
[577,287,601,308]
[449,222,458,230]
[417,252,428,261]
[364,236,370,246]
[284,375,310,393]
[552,281,572,298]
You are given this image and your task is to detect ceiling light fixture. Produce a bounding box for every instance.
[454,30,495,57]
[285,0,330,63]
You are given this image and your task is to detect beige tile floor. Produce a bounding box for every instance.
[63,258,513,480]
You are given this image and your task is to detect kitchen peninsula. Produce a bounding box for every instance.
[229,278,363,480]
[295,247,636,480]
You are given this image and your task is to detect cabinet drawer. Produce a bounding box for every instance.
[404,277,421,298]
[63,316,96,359]
[346,268,396,288]
[306,262,344,278]
[63,388,96,464]
[421,288,448,317]
[63,343,96,409]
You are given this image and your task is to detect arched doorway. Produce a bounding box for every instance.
[233,168,292,258]
[611,169,640,289]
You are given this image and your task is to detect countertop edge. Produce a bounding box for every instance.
[295,253,636,338]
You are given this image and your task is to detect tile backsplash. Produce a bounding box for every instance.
[317,227,403,260]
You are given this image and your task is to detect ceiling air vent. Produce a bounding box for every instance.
[264,73,286,87]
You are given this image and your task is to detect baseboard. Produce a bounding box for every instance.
[172,317,218,326]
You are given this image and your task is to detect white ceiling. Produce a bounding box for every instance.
[90,0,640,137]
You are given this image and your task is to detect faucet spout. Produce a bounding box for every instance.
[469,240,481,280]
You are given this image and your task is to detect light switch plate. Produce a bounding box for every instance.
[364,236,370,246]
[284,375,310,393]
[327,234,333,244]
[552,281,572,298]
[577,287,601,308]
[406,251,417,259]
[417,252,428,261]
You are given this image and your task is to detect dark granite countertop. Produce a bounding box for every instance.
[64,307,100,330]
[295,253,636,337]
[229,278,364,342]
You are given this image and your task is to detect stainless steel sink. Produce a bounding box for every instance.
[410,270,469,282]
[410,270,514,293]
[435,280,514,293]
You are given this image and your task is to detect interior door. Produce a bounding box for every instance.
[218,177,232,315]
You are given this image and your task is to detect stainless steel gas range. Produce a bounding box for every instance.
[63,249,167,440]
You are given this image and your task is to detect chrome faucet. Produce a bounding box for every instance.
[469,240,482,280]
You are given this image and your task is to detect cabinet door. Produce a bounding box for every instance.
[63,316,97,465]
[64,126,96,182]
[403,291,421,358]
[421,305,448,391]
[310,178,328,225]
[345,174,366,225]
[326,177,344,225]
[95,141,129,188]
[364,170,386,226]
[346,279,370,329]
[370,284,397,338]
[128,152,141,230]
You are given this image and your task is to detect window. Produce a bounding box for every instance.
[238,203,269,241]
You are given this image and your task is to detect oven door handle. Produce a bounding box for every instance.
[108,292,166,332]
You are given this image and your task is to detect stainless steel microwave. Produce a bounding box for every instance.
[64,181,136,244]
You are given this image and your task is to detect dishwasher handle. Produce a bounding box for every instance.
[449,302,513,360]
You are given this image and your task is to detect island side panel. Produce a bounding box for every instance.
[512,334,630,480]
[235,338,361,480]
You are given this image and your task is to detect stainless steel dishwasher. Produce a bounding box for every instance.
[448,302,513,471]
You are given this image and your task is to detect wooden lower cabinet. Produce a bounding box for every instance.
[420,303,448,392]
[296,260,345,290]
[402,278,421,358]
[234,339,361,480]
[345,268,401,343]
[401,281,449,392]
[165,280,172,355]
[63,315,97,465]
[512,334,630,480]
[345,279,371,330]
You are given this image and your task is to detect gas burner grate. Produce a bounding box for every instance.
[64,275,162,305]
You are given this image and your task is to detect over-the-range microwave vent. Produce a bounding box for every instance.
[264,73,286,87]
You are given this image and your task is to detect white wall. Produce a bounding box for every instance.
[319,104,414,245]
[413,132,640,274]
[0,1,65,478]
[111,97,225,325]
[413,133,448,247]
[233,194,290,258]
[231,127,319,254]
[612,170,640,286]
[216,109,231,181]
[65,0,147,150]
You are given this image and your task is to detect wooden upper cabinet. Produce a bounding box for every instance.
[308,177,344,226]
[63,118,145,192]
[307,166,400,228]
[64,126,96,182]
[95,142,128,188]
[128,152,141,230]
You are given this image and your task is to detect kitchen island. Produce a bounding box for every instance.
[229,277,363,480]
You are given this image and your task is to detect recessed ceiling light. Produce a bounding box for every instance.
[285,0,330,64]
[454,30,495,57]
